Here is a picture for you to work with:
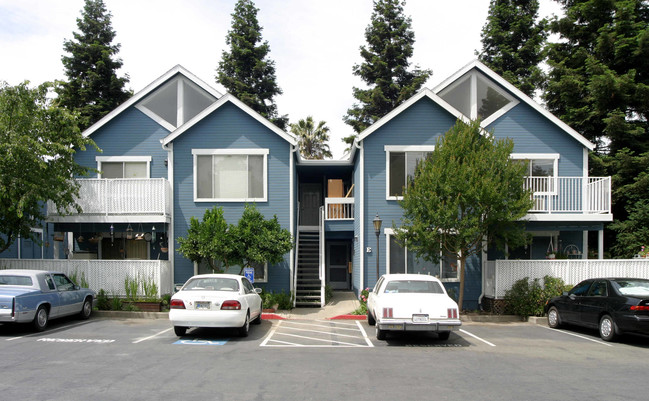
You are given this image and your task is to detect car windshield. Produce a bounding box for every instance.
[383,280,444,294]
[611,279,649,297]
[0,275,33,286]
[183,278,240,292]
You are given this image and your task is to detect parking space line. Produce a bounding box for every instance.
[459,329,496,347]
[356,320,374,347]
[259,320,282,347]
[133,327,172,344]
[540,326,613,346]
[278,325,366,339]
[5,321,94,341]
[272,331,368,347]
[282,320,361,332]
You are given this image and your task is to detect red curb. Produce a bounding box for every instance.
[261,313,286,320]
[329,315,367,320]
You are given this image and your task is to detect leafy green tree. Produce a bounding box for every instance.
[343,0,431,142]
[177,206,236,273]
[0,82,96,253]
[57,0,131,131]
[230,204,293,274]
[177,205,292,275]
[477,0,547,96]
[396,119,533,309]
[290,116,332,160]
[216,0,287,130]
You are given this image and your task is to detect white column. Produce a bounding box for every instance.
[598,230,604,259]
[583,231,589,259]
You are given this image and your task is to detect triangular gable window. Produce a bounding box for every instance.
[439,70,517,122]
[136,76,216,131]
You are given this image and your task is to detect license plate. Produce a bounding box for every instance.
[195,301,211,310]
[386,324,404,330]
[412,314,429,323]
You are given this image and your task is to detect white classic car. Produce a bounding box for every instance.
[169,274,263,337]
[367,274,461,340]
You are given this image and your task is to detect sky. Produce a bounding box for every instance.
[0,0,563,159]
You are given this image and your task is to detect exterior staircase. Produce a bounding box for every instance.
[295,230,322,307]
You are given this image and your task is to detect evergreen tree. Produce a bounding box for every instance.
[58,0,131,131]
[477,0,547,97]
[343,0,431,142]
[217,0,287,130]
[543,0,649,257]
[290,116,332,160]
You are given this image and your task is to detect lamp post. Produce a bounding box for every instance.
[373,213,382,283]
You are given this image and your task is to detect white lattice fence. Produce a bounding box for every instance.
[0,259,172,296]
[488,259,649,299]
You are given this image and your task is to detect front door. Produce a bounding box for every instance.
[300,183,321,226]
[327,242,350,290]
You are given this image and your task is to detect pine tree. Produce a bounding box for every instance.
[477,0,547,97]
[58,0,131,131]
[343,0,431,141]
[216,0,287,130]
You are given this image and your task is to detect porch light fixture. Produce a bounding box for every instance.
[151,226,156,242]
[126,224,133,240]
[373,213,382,282]
[110,224,114,244]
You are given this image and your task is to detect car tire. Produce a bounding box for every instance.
[547,306,562,329]
[437,331,451,341]
[367,310,376,326]
[599,314,619,342]
[239,312,250,337]
[174,326,187,337]
[252,306,263,325]
[79,297,93,320]
[33,306,49,332]
[376,326,386,341]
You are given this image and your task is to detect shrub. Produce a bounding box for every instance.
[96,289,111,310]
[261,290,294,310]
[505,275,568,318]
[351,287,370,315]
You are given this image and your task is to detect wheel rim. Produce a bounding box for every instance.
[548,309,558,326]
[601,317,613,337]
[244,315,249,332]
[83,301,91,316]
[37,309,47,327]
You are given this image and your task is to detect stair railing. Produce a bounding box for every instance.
[319,206,325,307]
[293,202,300,308]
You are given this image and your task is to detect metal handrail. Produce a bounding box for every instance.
[319,206,325,307]
[293,202,300,308]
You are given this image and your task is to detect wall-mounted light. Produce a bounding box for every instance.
[110,224,114,244]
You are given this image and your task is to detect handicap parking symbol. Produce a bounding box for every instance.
[174,338,228,346]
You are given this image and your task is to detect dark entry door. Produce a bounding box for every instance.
[327,242,350,290]
[300,183,321,226]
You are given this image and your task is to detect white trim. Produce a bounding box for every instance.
[83,65,221,138]
[360,145,365,289]
[192,149,269,203]
[96,156,152,179]
[162,93,297,147]
[384,146,435,200]
[166,142,175,291]
[434,60,595,151]
[511,153,560,160]
[289,146,295,295]
[524,213,613,222]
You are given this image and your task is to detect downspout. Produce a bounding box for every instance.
[161,140,174,293]
[290,145,296,299]
[358,141,365,292]
[479,237,487,310]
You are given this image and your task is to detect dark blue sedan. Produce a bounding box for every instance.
[545,278,649,341]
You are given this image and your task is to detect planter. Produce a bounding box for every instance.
[123,301,162,312]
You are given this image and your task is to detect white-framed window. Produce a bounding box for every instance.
[511,153,559,194]
[193,149,268,202]
[385,229,459,281]
[96,156,151,179]
[438,70,519,124]
[385,145,435,200]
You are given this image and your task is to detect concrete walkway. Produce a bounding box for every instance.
[274,291,361,320]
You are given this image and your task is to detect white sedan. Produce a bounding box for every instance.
[367,274,461,341]
[169,274,263,337]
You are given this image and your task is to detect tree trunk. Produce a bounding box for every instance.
[458,255,466,311]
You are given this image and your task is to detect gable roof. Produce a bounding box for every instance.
[356,88,471,142]
[81,65,222,138]
[161,93,297,147]
[434,59,595,151]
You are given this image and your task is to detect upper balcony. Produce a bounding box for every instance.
[47,178,172,223]
[524,176,612,221]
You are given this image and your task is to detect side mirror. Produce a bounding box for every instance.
[254,288,262,294]
[569,294,576,301]
[74,285,81,291]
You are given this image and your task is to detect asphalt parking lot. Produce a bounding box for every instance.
[1,316,648,400]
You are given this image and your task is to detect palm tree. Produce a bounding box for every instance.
[290,116,332,160]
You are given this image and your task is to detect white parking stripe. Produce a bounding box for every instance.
[356,320,374,347]
[273,331,368,347]
[540,326,613,347]
[281,320,361,332]
[279,325,365,339]
[259,320,282,347]
[132,328,172,344]
[460,329,496,347]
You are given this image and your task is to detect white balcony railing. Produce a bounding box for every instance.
[524,176,611,214]
[47,178,172,222]
[324,197,354,220]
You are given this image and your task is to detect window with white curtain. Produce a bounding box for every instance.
[193,149,268,202]
[97,156,151,178]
